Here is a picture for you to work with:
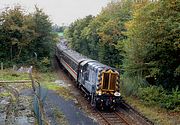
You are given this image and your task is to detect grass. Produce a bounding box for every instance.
[0,69,32,91]
[125,95,180,125]
[0,69,29,81]
[32,71,73,100]
[0,69,71,125]
[121,75,180,125]
[52,107,68,125]
[0,69,73,99]
[0,92,11,97]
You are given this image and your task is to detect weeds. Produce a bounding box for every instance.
[122,75,180,111]
[0,70,29,81]
[121,75,148,96]
[137,86,180,110]
[52,107,68,125]
[32,71,73,100]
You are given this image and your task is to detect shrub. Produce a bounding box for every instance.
[138,86,180,110]
[138,86,166,106]
[122,74,180,110]
[122,75,148,96]
[36,57,51,72]
[161,87,180,110]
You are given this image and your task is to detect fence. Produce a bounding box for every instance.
[0,65,49,125]
[28,67,49,125]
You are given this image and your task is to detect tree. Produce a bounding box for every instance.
[0,5,56,70]
[65,15,94,56]
[65,0,133,68]
[0,6,35,64]
[124,0,180,88]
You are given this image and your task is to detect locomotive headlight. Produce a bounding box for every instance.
[114,92,121,96]
[98,91,102,96]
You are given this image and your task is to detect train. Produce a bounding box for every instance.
[55,41,122,110]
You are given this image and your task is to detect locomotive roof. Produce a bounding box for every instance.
[57,41,118,72]
[57,43,91,63]
[88,61,112,70]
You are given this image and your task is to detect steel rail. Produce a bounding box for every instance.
[97,111,113,125]
[97,111,130,125]
[119,102,154,125]
[115,111,130,125]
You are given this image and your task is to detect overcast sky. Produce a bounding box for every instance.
[0,0,112,25]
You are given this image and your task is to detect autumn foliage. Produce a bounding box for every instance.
[65,0,179,89]
[0,6,55,71]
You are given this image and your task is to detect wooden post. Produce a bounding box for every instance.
[29,66,36,92]
[1,62,3,70]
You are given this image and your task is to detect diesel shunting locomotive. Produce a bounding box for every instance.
[55,41,122,110]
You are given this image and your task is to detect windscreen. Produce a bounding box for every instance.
[110,73,116,90]
[102,73,109,89]
[102,71,118,91]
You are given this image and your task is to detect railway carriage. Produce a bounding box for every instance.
[56,42,122,110]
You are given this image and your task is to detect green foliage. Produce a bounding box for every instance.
[0,70,29,81]
[52,24,66,33]
[138,86,180,110]
[0,5,56,71]
[65,15,94,57]
[36,57,51,72]
[65,0,180,111]
[124,0,180,88]
[162,87,180,110]
[138,86,166,105]
[122,75,148,96]
[28,6,54,58]
[0,6,35,63]
[65,0,133,67]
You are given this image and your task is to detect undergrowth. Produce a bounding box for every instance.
[0,69,29,81]
[122,75,180,111]
[32,72,73,100]
[138,86,180,110]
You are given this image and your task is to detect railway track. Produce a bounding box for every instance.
[95,103,153,125]
[117,102,154,125]
[54,58,154,125]
[97,111,130,125]
[74,89,153,125]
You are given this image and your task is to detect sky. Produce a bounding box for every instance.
[0,0,112,25]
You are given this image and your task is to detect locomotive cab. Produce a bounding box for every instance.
[77,60,97,95]
[78,60,121,110]
[96,69,121,110]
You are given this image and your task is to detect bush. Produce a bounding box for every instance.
[161,87,180,110]
[138,86,166,106]
[122,75,148,96]
[36,57,51,72]
[122,74,180,110]
[138,86,180,110]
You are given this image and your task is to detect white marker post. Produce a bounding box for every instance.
[1,62,3,70]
